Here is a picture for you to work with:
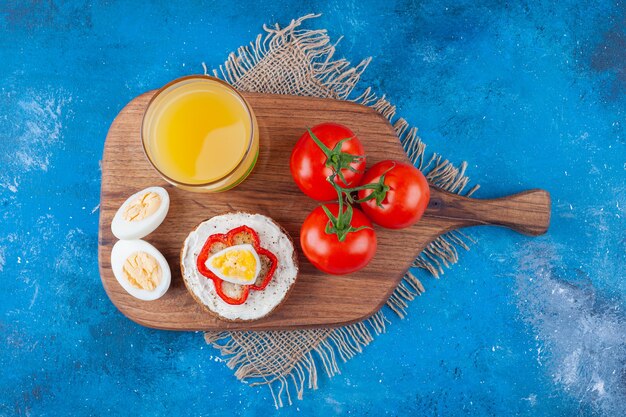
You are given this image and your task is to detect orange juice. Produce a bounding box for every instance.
[142,76,258,192]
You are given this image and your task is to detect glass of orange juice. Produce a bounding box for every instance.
[141,75,259,193]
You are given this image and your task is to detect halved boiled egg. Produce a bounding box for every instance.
[206,244,261,286]
[111,239,171,301]
[111,186,169,240]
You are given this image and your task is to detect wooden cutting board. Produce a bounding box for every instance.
[98,91,551,331]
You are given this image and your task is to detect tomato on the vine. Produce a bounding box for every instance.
[300,203,376,275]
[355,160,430,229]
[290,123,365,201]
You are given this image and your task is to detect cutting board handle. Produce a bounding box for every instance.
[426,187,551,236]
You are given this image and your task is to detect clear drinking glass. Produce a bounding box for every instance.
[141,75,259,193]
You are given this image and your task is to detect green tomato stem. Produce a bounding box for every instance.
[307,128,365,185]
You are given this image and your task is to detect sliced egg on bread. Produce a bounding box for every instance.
[111,187,169,240]
[206,244,261,285]
[181,213,299,322]
[111,239,171,301]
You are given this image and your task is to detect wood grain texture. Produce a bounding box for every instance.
[98,91,551,331]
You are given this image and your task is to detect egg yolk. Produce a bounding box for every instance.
[122,192,161,222]
[123,251,161,290]
[210,248,257,282]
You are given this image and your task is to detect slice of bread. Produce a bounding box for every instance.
[180,212,298,322]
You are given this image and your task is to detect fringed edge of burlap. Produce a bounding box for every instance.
[204,13,371,99]
[203,14,479,408]
[205,311,389,408]
[353,89,480,317]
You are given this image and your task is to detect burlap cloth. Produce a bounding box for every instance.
[203,14,478,407]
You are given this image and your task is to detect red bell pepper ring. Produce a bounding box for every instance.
[250,248,278,291]
[213,279,250,305]
[195,226,278,305]
[226,226,260,247]
[225,226,278,291]
[196,233,227,278]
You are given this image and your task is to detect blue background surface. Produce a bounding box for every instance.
[1,1,625,416]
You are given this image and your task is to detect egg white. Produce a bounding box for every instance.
[181,213,298,321]
[111,239,171,301]
[111,186,170,240]
[206,244,262,286]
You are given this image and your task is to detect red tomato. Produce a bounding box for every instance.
[300,203,377,275]
[357,160,430,229]
[290,123,366,201]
